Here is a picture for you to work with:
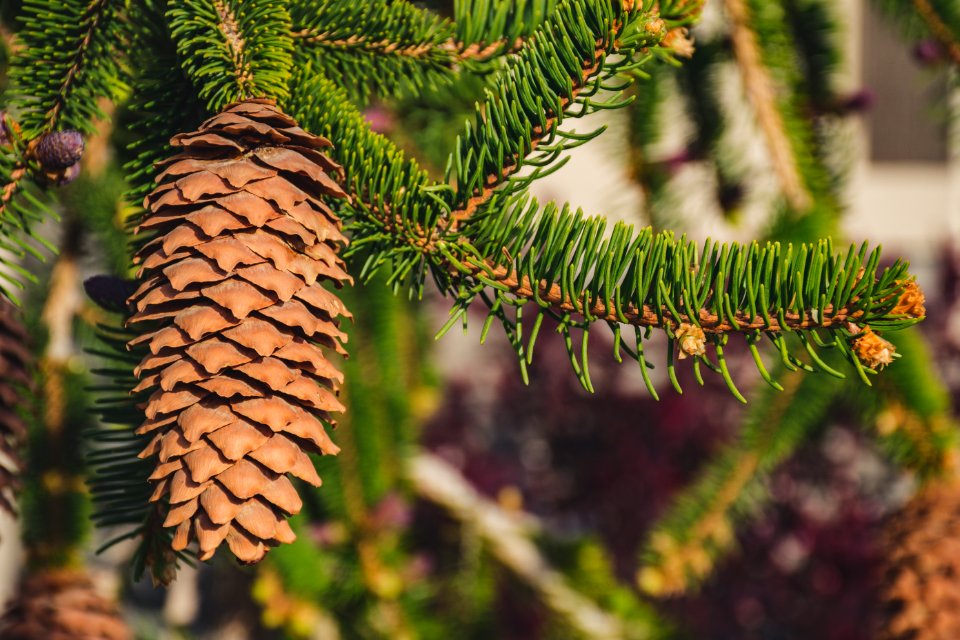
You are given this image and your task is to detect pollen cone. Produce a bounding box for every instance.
[128,98,350,564]
[0,302,29,517]
[0,569,130,640]
[877,477,960,640]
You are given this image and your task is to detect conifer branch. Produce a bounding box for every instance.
[724,0,813,212]
[41,0,111,132]
[11,0,127,136]
[913,0,960,65]
[454,259,885,334]
[168,0,293,110]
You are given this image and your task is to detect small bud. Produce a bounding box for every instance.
[663,27,695,58]
[852,326,896,370]
[35,130,84,170]
[675,323,706,359]
[891,280,926,318]
[913,39,946,66]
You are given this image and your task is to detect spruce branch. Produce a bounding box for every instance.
[167,0,294,110]
[724,0,812,212]
[291,1,459,103]
[11,0,127,136]
[0,134,56,302]
[285,0,924,400]
[85,278,183,586]
[123,0,205,213]
[452,0,557,59]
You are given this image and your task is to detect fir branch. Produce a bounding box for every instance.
[85,291,182,585]
[724,0,812,212]
[291,1,458,103]
[286,2,923,400]
[452,256,889,335]
[439,196,922,397]
[167,0,293,110]
[11,0,127,136]
[0,140,55,302]
[453,0,557,56]
[441,0,675,223]
[913,0,960,65]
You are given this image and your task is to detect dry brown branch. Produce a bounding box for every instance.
[724,0,812,212]
[408,452,629,640]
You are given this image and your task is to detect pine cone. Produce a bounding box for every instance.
[0,569,130,640]
[877,478,960,639]
[127,98,350,564]
[0,302,29,517]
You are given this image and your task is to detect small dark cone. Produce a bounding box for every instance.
[876,477,960,639]
[0,569,131,640]
[128,98,350,564]
[34,131,84,170]
[0,302,29,517]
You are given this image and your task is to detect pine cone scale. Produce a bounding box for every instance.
[877,479,960,639]
[128,99,349,564]
[1,570,130,640]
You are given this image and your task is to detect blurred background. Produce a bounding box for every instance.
[1,0,959,638]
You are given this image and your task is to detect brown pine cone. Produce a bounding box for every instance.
[128,98,350,564]
[0,302,29,517]
[877,478,960,639]
[0,569,130,640]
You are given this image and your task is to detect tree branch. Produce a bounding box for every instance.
[42,0,113,131]
[456,260,873,334]
[724,0,812,212]
[292,28,520,63]
[408,452,633,640]
[213,0,254,99]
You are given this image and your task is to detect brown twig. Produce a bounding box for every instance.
[43,0,112,132]
[0,165,28,221]
[214,0,254,98]
[292,28,524,64]
[913,0,960,66]
[724,0,812,212]
[446,46,606,229]
[409,452,630,639]
[464,260,866,334]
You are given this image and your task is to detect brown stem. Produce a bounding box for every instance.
[43,0,112,132]
[0,165,27,219]
[293,28,524,63]
[446,45,606,230]
[460,260,864,334]
[409,452,630,639]
[724,0,812,212]
[913,0,960,66]
[214,0,254,98]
